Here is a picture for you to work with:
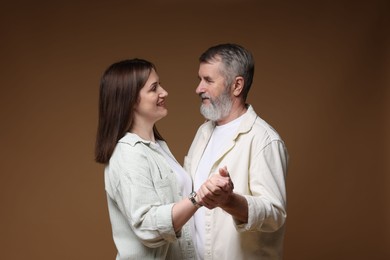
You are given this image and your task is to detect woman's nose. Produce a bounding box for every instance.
[159,86,168,97]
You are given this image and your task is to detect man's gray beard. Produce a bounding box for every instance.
[200,89,233,121]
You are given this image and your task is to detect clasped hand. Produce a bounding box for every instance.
[196,166,234,209]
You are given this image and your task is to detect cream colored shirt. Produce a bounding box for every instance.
[105,133,196,260]
[185,105,288,260]
[193,113,243,259]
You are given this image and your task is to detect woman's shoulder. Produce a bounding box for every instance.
[109,138,150,169]
[118,132,142,146]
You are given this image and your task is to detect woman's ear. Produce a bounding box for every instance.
[232,76,244,97]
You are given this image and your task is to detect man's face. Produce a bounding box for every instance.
[196,60,233,121]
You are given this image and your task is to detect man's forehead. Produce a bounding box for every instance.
[199,60,222,71]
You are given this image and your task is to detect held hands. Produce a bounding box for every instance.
[196,166,234,209]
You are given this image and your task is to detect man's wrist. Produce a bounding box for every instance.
[220,192,238,209]
[221,193,249,224]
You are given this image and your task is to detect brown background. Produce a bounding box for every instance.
[0,0,389,259]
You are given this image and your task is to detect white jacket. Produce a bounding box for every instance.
[184,105,288,260]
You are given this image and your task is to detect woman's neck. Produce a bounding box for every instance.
[130,123,155,142]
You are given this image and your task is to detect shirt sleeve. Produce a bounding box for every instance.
[235,140,288,232]
[110,143,178,247]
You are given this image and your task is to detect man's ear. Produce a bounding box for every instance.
[232,76,244,97]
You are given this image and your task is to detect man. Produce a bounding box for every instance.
[184,43,289,259]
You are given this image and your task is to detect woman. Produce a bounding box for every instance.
[95,59,231,259]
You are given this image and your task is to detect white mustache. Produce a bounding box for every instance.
[200,93,211,99]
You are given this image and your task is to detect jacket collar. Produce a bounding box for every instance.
[191,104,257,176]
[233,104,257,140]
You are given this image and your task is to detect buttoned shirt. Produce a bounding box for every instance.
[105,133,196,260]
[184,105,288,260]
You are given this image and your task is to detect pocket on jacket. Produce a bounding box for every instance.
[154,177,175,203]
[154,176,171,188]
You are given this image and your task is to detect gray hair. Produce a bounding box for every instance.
[199,43,255,101]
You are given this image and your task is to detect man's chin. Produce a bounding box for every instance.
[200,108,219,121]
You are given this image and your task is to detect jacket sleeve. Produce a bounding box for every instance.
[110,144,178,248]
[236,140,288,232]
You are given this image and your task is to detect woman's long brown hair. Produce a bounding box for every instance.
[95,59,164,164]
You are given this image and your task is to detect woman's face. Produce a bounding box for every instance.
[134,69,168,124]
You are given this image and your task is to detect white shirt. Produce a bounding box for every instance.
[194,115,243,260]
[155,141,196,246]
[155,141,192,197]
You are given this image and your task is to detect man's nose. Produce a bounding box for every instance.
[196,82,205,94]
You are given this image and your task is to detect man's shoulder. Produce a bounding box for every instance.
[250,116,283,143]
[241,106,284,145]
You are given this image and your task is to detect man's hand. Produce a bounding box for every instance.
[218,166,234,191]
[196,166,234,209]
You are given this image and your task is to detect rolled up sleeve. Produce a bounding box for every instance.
[235,140,288,232]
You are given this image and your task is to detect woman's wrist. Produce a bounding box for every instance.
[188,191,202,209]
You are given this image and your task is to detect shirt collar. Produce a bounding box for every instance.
[118,132,155,147]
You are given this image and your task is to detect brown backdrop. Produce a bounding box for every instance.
[0,0,389,259]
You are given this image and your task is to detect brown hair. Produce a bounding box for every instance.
[95,58,164,164]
